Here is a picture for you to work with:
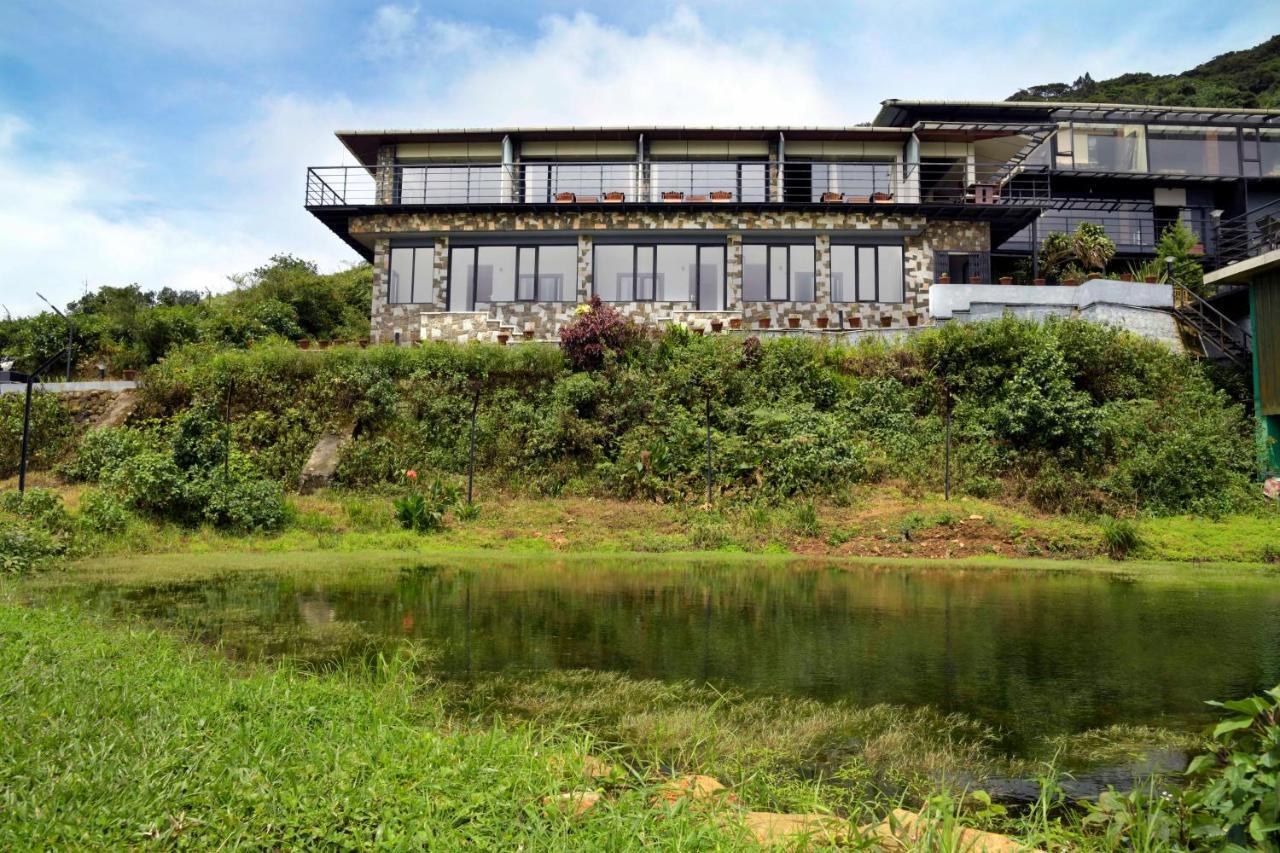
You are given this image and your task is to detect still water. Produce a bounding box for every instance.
[67,557,1280,747]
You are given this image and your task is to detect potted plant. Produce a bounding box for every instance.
[1033,277,1047,286]
[1119,273,1133,282]
[603,191,625,203]
[1086,272,1102,280]
[710,190,733,202]
[359,339,370,348]
[816,316,829,329]
[907,314,919,327]
[879,316,892,328]
[662,191,684,203]
[758,318,771,330]
[123,369,137,381]
[821,191,843,203]
[523,328,535,340]
[729,318,742,330]
[1143,275,1159,284]
[968,276,981,284]
[497,333,510,345]
[848,196,870,204]
[937,273,951,284]
[555,192,576,203]
[1063,276,1080,285]
[710,319,724,333]
[788,316,801,329]
[872,191,893,203]
[686,194,708,203]
[998,276,1014,284]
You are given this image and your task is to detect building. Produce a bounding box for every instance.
[307,125,1050,344]
[304,102,1280,347]
[875,100,1280,273]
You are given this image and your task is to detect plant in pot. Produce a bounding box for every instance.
[938,273,951,284]
[758,317,771,330]
[497,333,510,345]
[729,318,741,330]
[297,339,310,349]
[662,191,684,203]
[710,319,724,333]
[1033,278,1047,286]
[554,191,576,203]
[603,191,625,203]
[998,276,1014,284]
[816,316,829,329]
[848,315,862,329]
[907,314,919,327]
[968,276,982,284]
[787,317,801,329]
[879,316,892,328]
[821,191,843,203]
[709,190,733,202]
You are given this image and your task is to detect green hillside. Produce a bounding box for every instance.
[1008,34,1280,108]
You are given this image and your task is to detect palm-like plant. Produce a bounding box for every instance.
[1071,222,1117,272]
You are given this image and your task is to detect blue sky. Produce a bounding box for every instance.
[1,0,1277,315]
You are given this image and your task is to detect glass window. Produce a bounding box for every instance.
[742,244,768,301]
[476,246,516,303]
[1071,124,1147,172]
[830,245,856,303]
[448,247,475,312]
[1260,130,1280,177]
[657,245,696,302]
[537,245,577,302]
[388,246,434,304]
[789,244,815,302]
[833,244,906,304]
[856,246,877,302]
[878,246,904,302]
[1148,126,1239,176]
[402,164,502,204]
[517,247,537,300]
[636,247,656,301]
[811,162,894,200]
[594,244,633,302]
[697,246,725,311]
[768,246,788,300]
[389,247,414,304]
[649,162,766,201]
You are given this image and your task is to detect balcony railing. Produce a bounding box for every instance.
[305,161,1049,208]
[1214,198,1280,269]
[998,209,1216,255]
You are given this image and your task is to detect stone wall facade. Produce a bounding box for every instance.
[354,209,989,343]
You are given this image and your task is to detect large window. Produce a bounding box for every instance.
[523,162,635,202]
[1065,124,1147,172]
[830,243,904,303]
[593,243,723,307]
[809,162,894,200]
[741,243,816,302]
[399,165,502,204]
[388,246,435,304]
[448,243,577,310]
[1258,129,1280,177]
[1148,126,1239,176]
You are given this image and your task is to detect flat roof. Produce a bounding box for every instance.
[875,99,1280,127]
[334,125,916,166]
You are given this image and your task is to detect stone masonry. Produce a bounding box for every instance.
[356,209,989,343]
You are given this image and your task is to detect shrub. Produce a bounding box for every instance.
[60,427,148,482]
[1100,516,1143,559]
[0,490,71,573]
[0,392,76,478]
[76,489,133,535]
[393,473,459,533]
[559,296,645,371]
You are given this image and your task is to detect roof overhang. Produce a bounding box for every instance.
[876,99,1280,128]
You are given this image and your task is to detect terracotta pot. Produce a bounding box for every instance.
[497,333,509,345]
[1191,243,1205,256]
[758,318,771,330]
[603,192,625,203]
[847,196,870,204]
[123,369,137,381]
[872,191,893,203]
[709,191,733,202]
[523,329,535,340]
[662,191,684,203]
[907,314,919,327]
[820,191,843,203]
[816,316,829,329]
[848,316,862,329]
[359,339,369,349]
[693,328,704,336]
[937,274,951,284]
[729,318,741,330]
[879,316,892,328]
[1143,275,1158,284]
[710,320,724,333]
[787,317,801,329]
[1063,277,1079,285]
[1033,278,1047,286]
[998,276,1014,284]
[1119,273,1133,282]
[1086,272,1102,280]
[554,192,576,203]
[968,276,981,284]
[297,340,310,350]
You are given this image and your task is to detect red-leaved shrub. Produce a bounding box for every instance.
[559,296,643,371]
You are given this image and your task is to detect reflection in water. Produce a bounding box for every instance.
[69,559,1280,749]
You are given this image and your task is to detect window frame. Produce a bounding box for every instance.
[388,245,435,305]
[830,241,906,304]
[448,242,576,309]
[741,241,816,303]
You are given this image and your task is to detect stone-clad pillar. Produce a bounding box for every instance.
[577,235,592,303]
[814,234,832,304]
[725,233,743,310]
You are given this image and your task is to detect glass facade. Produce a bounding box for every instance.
[593,243,723,307]
[741,243,816,302]
[1148,126,1239,176]
[448,243,577,309]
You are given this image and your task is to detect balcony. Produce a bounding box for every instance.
[304,160,1049,210]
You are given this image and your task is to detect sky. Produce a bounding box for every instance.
[1,0,1277,316]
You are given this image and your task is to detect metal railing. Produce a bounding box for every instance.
[304,160,1050,208]
[1214,198,1280,268]
[1173,284,1252,367]
[998,211,1211,254]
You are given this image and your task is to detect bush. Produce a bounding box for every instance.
[393,475,459,533]
[559,296,646,371]
[76,489,133,535]
[0,392,75,478]
[60,427,149,482]
[0,490,71,573]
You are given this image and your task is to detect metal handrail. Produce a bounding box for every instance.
[303,160,1050,208]
[1214,198,1280,268]
[1174,284,1251,351]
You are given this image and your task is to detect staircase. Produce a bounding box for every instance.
[1212,198,1280,270]
[1172,285,1252,368]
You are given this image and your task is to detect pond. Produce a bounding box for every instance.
[58,555,1280,753]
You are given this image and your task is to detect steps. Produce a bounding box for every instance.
[1172,285,1252,368]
